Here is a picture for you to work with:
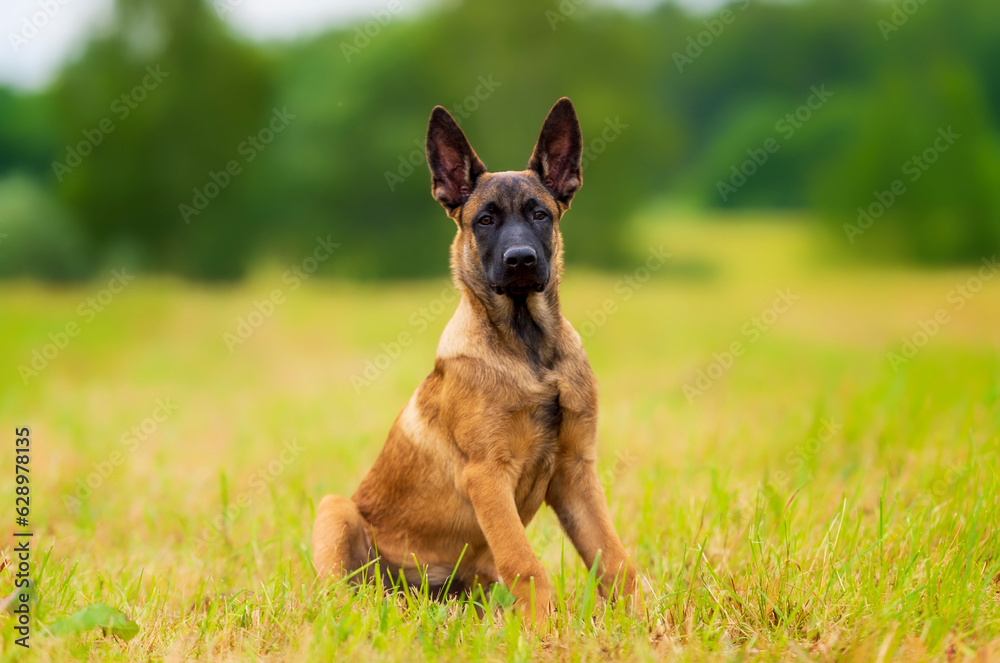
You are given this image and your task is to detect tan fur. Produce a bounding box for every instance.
[313,133,641,625]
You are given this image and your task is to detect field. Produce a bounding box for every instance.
[1,218,999,661]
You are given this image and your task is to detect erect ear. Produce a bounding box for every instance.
[527,97,583,206]
[426,106,487,213]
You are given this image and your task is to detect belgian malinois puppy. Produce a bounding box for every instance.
[313,98,641,623]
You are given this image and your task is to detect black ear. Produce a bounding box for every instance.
[527,97,582,205]
[426,106,487,212]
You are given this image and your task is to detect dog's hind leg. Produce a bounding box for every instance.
[312,494,373,580]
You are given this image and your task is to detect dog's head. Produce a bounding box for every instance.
[426,98,582,299]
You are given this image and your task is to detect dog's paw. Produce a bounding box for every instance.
[510,586,552,630]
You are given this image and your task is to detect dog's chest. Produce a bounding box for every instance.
[509,388,563,514]
[524,390,563,459]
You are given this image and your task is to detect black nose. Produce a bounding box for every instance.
[504,246,537,268]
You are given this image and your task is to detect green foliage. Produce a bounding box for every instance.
[50,0,274,279]
[0,174,93,280]
[0,89,56,177]
[1,0,999,279]
[810,13,1000,263]
[48,605,140,641]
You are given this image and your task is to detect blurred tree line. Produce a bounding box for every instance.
[0,0,998,280]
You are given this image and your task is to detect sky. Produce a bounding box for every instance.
[0,0,731,91]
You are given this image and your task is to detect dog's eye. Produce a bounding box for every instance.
[478,215,493,226]
[533,211,547,221]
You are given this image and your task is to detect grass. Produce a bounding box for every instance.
[1,218,998,660]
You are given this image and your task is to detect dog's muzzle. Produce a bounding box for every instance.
[493,245,546,296]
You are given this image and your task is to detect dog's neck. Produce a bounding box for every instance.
[450,228,567,369]
[456,274,563,369]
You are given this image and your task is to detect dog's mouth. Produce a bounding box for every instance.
[492,279,545,297]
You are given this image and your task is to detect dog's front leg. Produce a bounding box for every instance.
[546,413,640,605]
[546,456,641,605]
[460,462,549,624]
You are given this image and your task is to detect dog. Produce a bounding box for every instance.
[312,98,641,623]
